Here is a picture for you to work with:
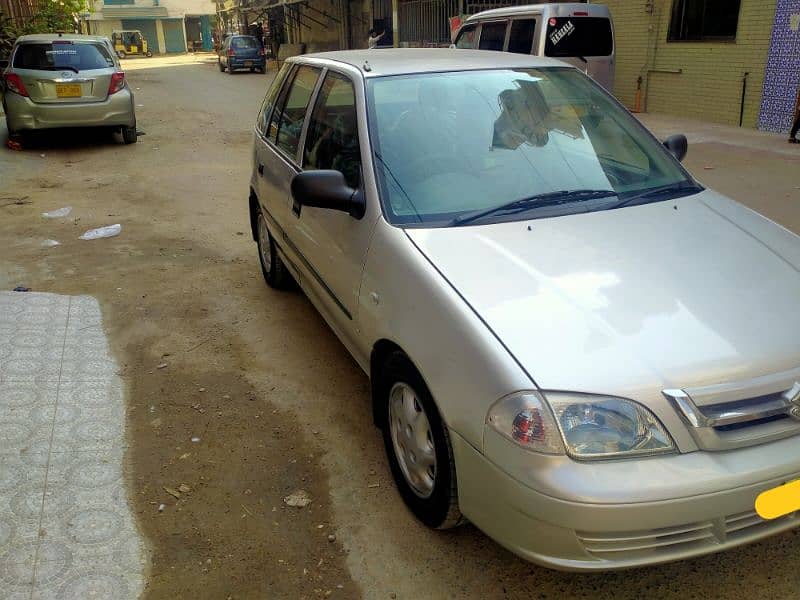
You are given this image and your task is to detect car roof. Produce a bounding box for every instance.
[466,2,611,21]
[293,48,569,77]
[16,34,110,43]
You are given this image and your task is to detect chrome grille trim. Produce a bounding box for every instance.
[664,376,800,451]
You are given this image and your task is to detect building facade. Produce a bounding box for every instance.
[602,0,800,132]
[87,0,216,53]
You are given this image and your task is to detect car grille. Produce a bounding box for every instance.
[664,374,800,451]
[577,510,799,561]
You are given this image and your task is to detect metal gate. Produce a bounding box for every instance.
[398,0,534,45]
[398,0,459,45]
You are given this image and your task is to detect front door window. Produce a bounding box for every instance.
[303,72,361,189]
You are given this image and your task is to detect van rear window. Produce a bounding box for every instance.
[231,37,259,49]
[13,42,114,71]
[545,17,613,57]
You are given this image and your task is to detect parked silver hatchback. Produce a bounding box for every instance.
[249,49,800,571]
[2,34,137,143]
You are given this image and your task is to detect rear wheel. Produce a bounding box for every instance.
[256,208,291,289]
[145,51,153,57]
[227,63,234,74]
[378,352,463,529]
[122,125,137,144]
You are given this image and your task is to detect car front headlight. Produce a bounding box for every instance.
[486,391,675,460]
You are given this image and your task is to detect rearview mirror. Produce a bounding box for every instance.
[663,134,688,162]
[290,170,365,219]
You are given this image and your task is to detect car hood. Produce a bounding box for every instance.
[404,191,800,396]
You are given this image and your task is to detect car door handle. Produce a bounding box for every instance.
[258,163,264,175]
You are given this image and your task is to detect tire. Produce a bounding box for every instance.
[122,125,137,144]
[145,51,153,57]
[256,208,291,289]
[227,63,234,74]
[378,352,463,529]
[117,50,126,59]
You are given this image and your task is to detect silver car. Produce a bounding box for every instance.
[2,34,137,143]
[249,49,800,571]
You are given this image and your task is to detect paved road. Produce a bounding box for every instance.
[2,54,800,599]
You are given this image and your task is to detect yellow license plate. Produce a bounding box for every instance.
[56,83,82,98]
[755,479,800,519]
[244,61,253,67]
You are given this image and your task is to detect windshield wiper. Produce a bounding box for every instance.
[41,65,80,73]
[608,181,702,210]
[452,189,617,226]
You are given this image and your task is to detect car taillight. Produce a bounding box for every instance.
[259,48,265,56]
[108,72,125,95]
[227,48,235,56]
[4,73,29,97]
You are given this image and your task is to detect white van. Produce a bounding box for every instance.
[453,3,615,92]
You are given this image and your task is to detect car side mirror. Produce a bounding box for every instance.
[291,170,365,219]
[663,134,688,162]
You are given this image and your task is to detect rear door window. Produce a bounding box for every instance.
[455,24,477,49]
[507,18,536,54]
[13,41,115,71]
[272,65,321,159]
[256,62,291,136]
[544,17,613,57]
[478,22,507,51]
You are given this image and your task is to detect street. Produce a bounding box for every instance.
[2,53,800,599]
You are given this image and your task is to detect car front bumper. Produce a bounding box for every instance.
[3,89,135,132]
[451,431,800,571]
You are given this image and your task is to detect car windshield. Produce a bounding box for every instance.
[13,41,115,71]
[366,67,697,226]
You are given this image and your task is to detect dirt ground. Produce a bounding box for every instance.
[2,54,800,599]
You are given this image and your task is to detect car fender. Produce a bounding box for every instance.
[358,218,534,450]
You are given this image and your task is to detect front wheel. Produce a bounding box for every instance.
[122,125,137,144]
[256,208,291,289]
[378,352,463,529]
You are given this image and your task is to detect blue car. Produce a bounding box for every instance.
[218,35,266,74]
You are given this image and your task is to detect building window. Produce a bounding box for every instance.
[668,0,741,41]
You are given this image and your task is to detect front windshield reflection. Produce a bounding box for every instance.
[367,68,691,226]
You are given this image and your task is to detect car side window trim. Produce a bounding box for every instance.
[294,66,328,166]
[256,62,292,137]
[270,64,322,167]
[265,64,297,143]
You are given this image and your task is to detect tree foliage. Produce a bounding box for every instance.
[2,0,91,58]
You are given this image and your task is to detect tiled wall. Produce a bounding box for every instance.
[758,0,800,132]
